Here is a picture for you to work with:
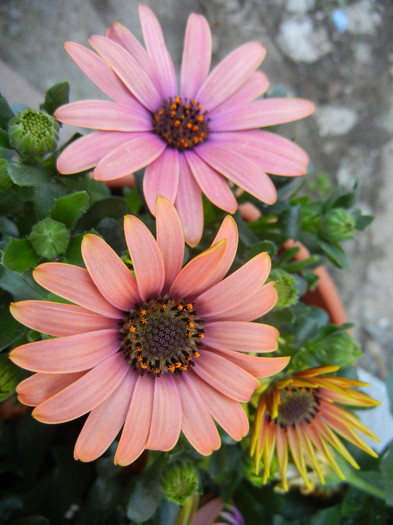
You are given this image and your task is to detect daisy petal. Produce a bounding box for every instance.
[215,70,270,108]
[94,133,166,181]
[10,329,120,373]
[204,321,279,353]
[222,282,277,322]
[181,14,212,100]
[115,375,154,465]
[82,234,140,310]
[176,373,220,455]
[10,301,116,337]
[32,352,128,424]
[143,148,180,215]
[124,215,165,302]
[214,348,290,378]
[16,372,85,407]
[147,374,181,450]
[74,371,136,462]
[33,263,122,319]
[197,42,266,110]
[139,5,177,99]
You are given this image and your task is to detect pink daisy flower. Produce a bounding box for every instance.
[55,4,315,246]
[9,198,289,465]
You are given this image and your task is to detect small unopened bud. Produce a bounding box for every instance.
[8,108,59,156]
[328,332,362,368]
[321,208,355,242]
[160,461,199,505]
[270,269,298,310]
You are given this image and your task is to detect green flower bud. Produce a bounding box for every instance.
[327,332,362,368]
[270,269,299,310]
[160,461,199,505]
[321,208,356,242]
[8,108,59,156]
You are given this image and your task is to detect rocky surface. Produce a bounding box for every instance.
[0,0,392,377]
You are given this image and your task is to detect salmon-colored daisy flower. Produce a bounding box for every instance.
[55,4,315,246]
[250,365,380,491]
[9,198,288,465]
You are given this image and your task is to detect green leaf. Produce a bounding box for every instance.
[40,81,70,115]
[0,495,23,522]
[0,303,24,351]
[0,128,10,149]
[74,477,121,525]
[0,93,14,130]
[51,191,89,228]
[126,477,162,522]
[280,204,302,239]
[64,234,84,265]
[380,441,393,505]
[125,186,143,214]
[0,159,49,186]
[74,197,128,233]
[2,238,39,272]
[0,353,25,400]
[246,240,277,260]
[0,267,46,300]
[29,218,70,259]
[319,240,351,270]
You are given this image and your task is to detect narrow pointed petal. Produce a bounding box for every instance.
[115,375,154,465]
[32,353,128,423]
[176,374,220,455]
[191,372,249,440]
[147,374,181,450]
[185,151,238,213]
[196,141,277,204]
[74,371,136,462]
[215,70,270,108]
[94,133,166,181]
[55,100,152,131]
[276,425,289,491]
[82,234,140,310]
[194,350,259,402]
[124,215,165,302]
[213,348,289,379]
[181,14,212,99]
[210,98,315,131]
[64,41,133,104]
[221,282,277,322]
[196,252,271,319]
[139,5,177,99]
[10,301,116,337]
[33,263,122,319]
[156,197,184,292]
[196,42,266,110]
[16,372,85,407]
[10,329,120,374]
[89,35,162,111]
[56,131,135,174]
[143,148,180,214]
[204,321,279,353]
[287,425,311,488]
[169,240,226,301]
[175,155,203,247]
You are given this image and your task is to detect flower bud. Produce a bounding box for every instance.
[327,332,362,368]
[160,461,199,505]
[8,108,59,156]
[321,208,356,242]
[269,269,298,310]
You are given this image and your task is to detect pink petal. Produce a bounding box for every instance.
[193,498,224,525]
[214,348,290,378]
[74,370,136,462]
[210,98,315,130]
[196,252,272,319]
[138,5,177,99]
[89,35,162,111]
[55,100,152,131]
[147,374,182,450]
[155,196,184,292]
[64,41,133,104]
[82,233,140,311]
[196,42,266,111]
[143,147,180,215]
[174,155,203,247]
[16,372,85,407]
[196,140,277,205]
[115,375,154,465]
[176,373,220,455]
[180,14,212,100]
[194,350,259,402]
[33,263,122,319]
[169,240,227,301]
[10,329,120,373]
[123,215,165,302]
[215,70,270,109]
[204,321,279,353]
[185,151,238,213]
[191,372,249,441]
[10,300,116,337]
[221,281,277,322]
[56,130,134,175]
[32,352,128,423]
[94,133,166,181]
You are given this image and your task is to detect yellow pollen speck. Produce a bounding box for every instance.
[199,333,204,339]
[141,309,147,316]
[177,304,183,310]
[130,326,136,332]
[141,318,147,324]
[191,99,196,105]
[186,304,193,310]
[170,104,176,110]
[198,105,203,111]
[197,115,204,122]
[175,362,182,368]
[168,364,175,371]
[193,125,199,132]
[182,364,188,371]
[140,363,147,369]
[175,97,181,104]
[194,352,200,358]
[137,355,142,361]
[175,120,180,127]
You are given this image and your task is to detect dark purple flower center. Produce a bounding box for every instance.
[119,296,205,377]
[153,97,210,151]
[274,387,321,429]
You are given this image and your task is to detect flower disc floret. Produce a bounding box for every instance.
[276,387,319,428]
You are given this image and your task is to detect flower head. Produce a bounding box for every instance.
[9,108,59,156]
[250,365,380,491]
[55,5,314,246]
[10,198,288,464]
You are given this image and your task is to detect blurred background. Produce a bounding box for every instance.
[0,0,392,378]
